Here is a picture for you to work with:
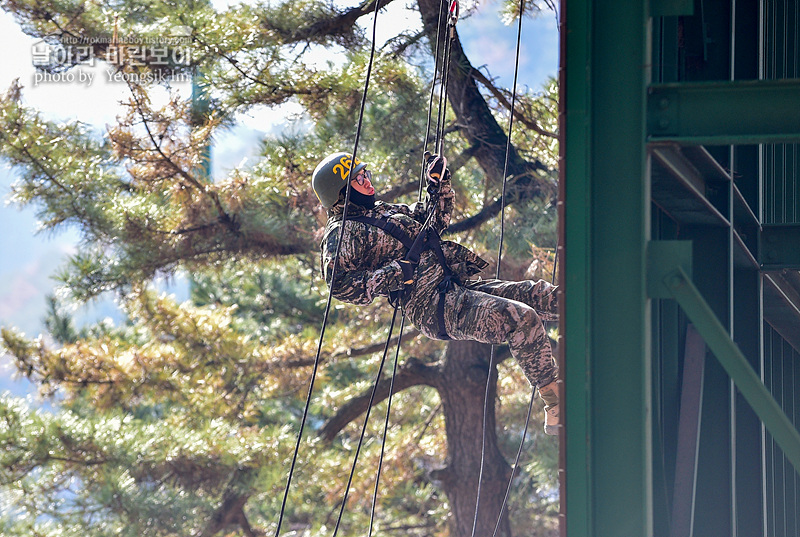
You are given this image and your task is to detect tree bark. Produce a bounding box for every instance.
[433,340,513,537]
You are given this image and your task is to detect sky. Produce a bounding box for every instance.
[0,1,558,399]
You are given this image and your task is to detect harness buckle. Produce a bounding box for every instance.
[437,274,459,294]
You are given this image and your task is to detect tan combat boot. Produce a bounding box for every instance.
[538,381,560,436]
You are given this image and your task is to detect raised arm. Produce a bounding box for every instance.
[412,154,454,232]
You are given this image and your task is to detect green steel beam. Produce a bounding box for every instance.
[560,0,592,533]
[647,241,692,299]
[660,266,800,475]
[760,224,800,270]
[649,0,694,17]
[590,3,651,531]
[563,0,652,535]
[647,79,800,145]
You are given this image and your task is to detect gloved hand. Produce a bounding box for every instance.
[398,259,418,287]
[425,152,449,186]
[389,258,418,306]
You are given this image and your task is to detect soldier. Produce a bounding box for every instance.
[313,152,560,435]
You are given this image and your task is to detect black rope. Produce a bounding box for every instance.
[367,311,406,537]
[435,1,459,155]
[358,3,458,529]
[470,347,496,537]
[273,0,384,534]
[418,0,449,202]
[332,305,400,537]
[343,73,450,531]
[470,0,530,534]
[492,385,536,537]
[349,5,457,516]
[418,0,459,202]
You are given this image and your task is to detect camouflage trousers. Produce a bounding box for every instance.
[404,277,559,388]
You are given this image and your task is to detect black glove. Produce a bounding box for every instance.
[398,259,417,286]
[389,258,418,307]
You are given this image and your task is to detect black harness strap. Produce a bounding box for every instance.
[349,214,415,250]
[425,228,459,340]
[349,214,457,340]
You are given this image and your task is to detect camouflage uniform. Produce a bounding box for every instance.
[320,174,558,388]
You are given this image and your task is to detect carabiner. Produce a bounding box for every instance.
[448,0,459,27]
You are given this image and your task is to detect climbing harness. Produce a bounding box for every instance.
[325,153,455,341]
[347,209,458,341]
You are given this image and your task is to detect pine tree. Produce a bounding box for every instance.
[0,0,560,535]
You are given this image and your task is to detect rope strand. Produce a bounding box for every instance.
[418,0,449,201]
[273,0,384,533]
[435,2,458,154]
[354,4,456,519]
[332,306,400,537]
[367,311,406,537]
[471,0,530,533]
[492,385,536,537]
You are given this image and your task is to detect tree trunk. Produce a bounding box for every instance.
[433,340,513,537]
[415,0,556,204]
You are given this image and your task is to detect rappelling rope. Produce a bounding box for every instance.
[331,305,400,537]
[359,1,460,530]
[418,0,451,201]
[416,0,460,207]
[330,40,455,526]
[273,0,384,534]
[276,0,520,532]
[367,312,406,537]
[470,0,535,535]
[490,2,563,531]
[434,0,459,156]
[348,183,445,533]
[493,386,536,536]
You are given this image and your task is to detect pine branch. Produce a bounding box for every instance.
[318,357,441,442]
[197,469,256,537]
[446,197,505,234]
[283,328,420,369]
[268,0,400,44]
[193,34,315,102]
[125,81,240,235]
[470,67,558,138]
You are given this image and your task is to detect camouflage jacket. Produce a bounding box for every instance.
[320,176,489,309]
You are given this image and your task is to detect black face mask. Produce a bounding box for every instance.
[342,187,376,210]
